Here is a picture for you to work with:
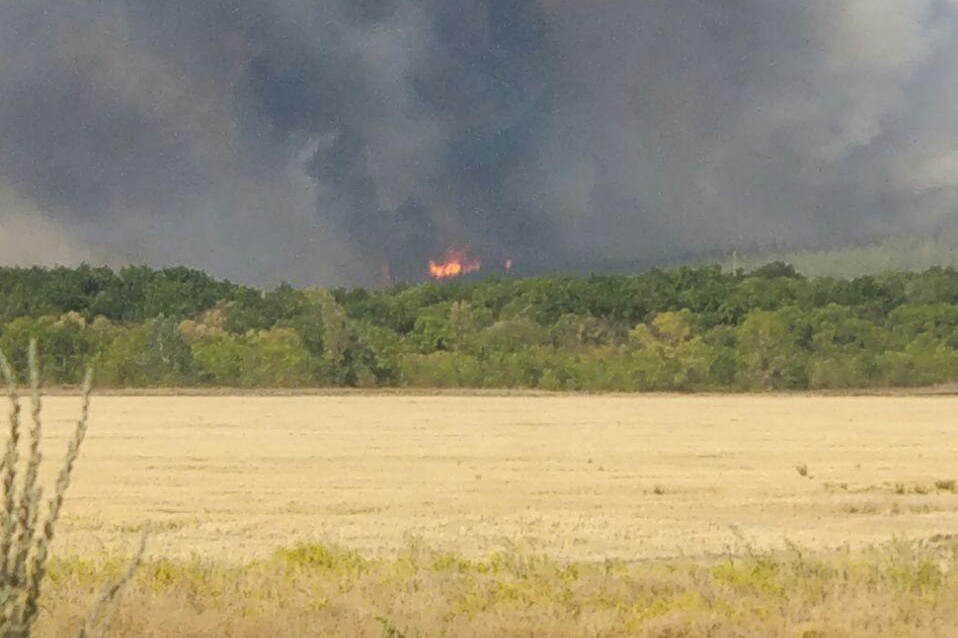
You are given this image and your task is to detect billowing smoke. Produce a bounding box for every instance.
[0,1,956,285]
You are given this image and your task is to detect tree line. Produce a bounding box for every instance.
[3,262,958,391]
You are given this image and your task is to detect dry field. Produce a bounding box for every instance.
[28,394,958,637]
[44,394,958,561]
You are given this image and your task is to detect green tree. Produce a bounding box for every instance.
[736,309,810,390]
[241,328,311,387]
[191,333,246,386]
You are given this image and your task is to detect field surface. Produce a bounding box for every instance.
[37,394,958,562]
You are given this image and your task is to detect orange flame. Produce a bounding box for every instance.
[428,248,481,280]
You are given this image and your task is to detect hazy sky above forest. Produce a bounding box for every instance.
[1,1,956,286]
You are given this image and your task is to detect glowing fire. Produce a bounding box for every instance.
[428,248,481,280]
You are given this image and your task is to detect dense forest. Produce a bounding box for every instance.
[3,263,958,391]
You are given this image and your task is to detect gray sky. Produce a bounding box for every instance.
[0,1,956,286]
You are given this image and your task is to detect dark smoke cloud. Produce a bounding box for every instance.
[0,0,955,285]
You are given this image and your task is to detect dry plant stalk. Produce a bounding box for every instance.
[0,340,145,638]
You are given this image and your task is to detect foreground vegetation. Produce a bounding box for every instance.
[0,342,143,638]
[38,539,958,637]
[6,263,958,390]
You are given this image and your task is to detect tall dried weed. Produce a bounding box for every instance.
[0,340,144,638]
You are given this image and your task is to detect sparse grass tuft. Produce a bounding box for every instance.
[795,463,809,478]
[934,479,957,493]
[377,617,411,638]
[275,543,367,574]
[877,480,958,495]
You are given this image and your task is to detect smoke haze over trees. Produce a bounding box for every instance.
[1,1,958,285]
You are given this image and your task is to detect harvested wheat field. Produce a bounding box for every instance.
[48,394,958,560]
[32,394,958,637]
